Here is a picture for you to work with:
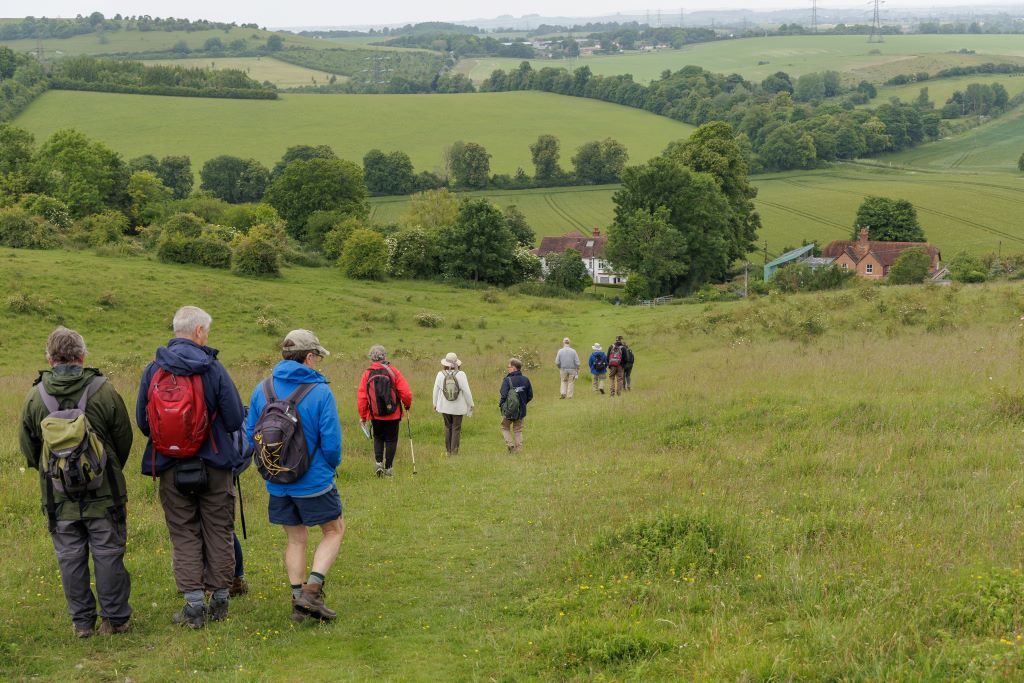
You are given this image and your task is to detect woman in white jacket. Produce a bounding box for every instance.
[432,352,474,455]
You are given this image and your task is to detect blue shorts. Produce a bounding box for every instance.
[268,486,342,527]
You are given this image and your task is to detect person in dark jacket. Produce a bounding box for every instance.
[606,336,627,397]
[246,329,343,622]
[19,327,134,638]
[620,338,635,391]
[136,306,244,629]
[498,357,533,453]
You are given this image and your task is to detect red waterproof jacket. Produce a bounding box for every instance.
[357,362,413,422]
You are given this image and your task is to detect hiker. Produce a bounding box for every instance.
[621,337,635,391]
[137,305,245,629]
[18,326,134,638]
[606,336,628,397]
[357,345,412,477]
[246,329,343,622]
[499,358,533,453]
[554,337,580,399]
[589,343,608,394]
[432,352,474,455]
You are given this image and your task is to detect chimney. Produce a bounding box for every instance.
[592,227,601,238]
[857,226,870,258]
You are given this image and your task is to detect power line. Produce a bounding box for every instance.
[868,0,885,43]
[811,0,818,34]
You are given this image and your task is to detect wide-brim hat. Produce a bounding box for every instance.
[563,337,571,344]
[441,352,462,368]
[592,343,602,351]
[282,329,330,356]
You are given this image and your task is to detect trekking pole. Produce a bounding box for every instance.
[235,475,247,540]
[405,412,417,475]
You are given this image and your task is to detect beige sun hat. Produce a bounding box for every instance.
[592,343,602,351]
[282,329,330,356]
[441,352,462,368]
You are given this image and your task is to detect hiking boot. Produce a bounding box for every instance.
[599,388,605,394]
[507,445,514,453]
[384,468,394,477]
[294,582,337,621]
[98,619,130,636]
[208,597,229,622]
[73,622,95,638]
[229,576,249,597]
[290,598,307,624]
[171,602,206,629]
[375,462,384,478]
[560,394,565,399]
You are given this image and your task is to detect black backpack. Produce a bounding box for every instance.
[366,366,399,418]
[253,379,317,485]
[593,353,608,372]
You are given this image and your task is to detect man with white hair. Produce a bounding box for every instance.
[554,337,580,399]
[136,305,245,629]
[19,326,134,638]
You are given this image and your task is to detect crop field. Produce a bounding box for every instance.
[141,57,342,88]
[883,108,1024,173]
[873,73,1024,107]
[6,248,1024,679]
[13,90,693,176]
[0,27,329,57]
[455,34,1024,85]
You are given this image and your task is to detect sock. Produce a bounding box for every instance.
[184,589,205,607]
[212,588,229,601]
[291,584,302,600]
[308,571,325,586]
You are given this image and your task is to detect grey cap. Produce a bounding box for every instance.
[282,329,330,356]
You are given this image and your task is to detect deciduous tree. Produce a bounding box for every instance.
[853,196,925,242]
[264,157,368,237]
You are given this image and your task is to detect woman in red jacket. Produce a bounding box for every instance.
[357,344,412,477]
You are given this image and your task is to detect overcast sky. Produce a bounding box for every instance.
[7,1,995,28]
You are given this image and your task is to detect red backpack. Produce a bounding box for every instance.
[608,346,623,367]
[146,368,211,465]
[366,366,399,418]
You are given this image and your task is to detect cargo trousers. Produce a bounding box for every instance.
[51,516,132,629]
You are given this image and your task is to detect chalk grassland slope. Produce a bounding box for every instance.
[141,56,345,88]
[0,26,329,57]
[873,73,1024,107]
[370,165,1024,257]
[456,34,1024,85]
[5,249,1024,679]
[882,107,1024,172]
[13,90,693,176]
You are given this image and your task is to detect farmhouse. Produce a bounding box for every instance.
[532,228,626,284]
[822,228,941,280]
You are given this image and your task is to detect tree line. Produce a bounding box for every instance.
[0,13,254,41]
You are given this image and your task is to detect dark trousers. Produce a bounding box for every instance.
[372,419,401,468]
[51,517,132,627]
[443,413,464,454]
[158,465,236,593]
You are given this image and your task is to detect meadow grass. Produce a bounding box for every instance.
[5,249,1024,679]
[140,57,345,89]
[13,89,693,177]
[455,34,1024,85]
[882,107,1024,173]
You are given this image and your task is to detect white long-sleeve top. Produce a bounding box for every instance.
[432,369,475,416]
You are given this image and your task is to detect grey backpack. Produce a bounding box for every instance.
[441,370,461,402]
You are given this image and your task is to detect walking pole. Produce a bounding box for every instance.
[235,475,247,540]
[405,412,417,475]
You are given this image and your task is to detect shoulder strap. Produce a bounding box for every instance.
[261,377,277,403]
[37,384,60,414]
[77,376,107,411]
[285,383,317,407]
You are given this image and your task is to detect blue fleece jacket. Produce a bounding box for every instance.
[588,351,608,375]
[246,360,342,498]
[137,338,245,475]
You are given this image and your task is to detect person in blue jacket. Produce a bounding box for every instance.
[137,305,244,629]
[245,329,343,622]
[588,343,608,394]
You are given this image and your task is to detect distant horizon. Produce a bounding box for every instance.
[4,1,1020,32]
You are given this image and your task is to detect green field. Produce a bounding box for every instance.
[882,107,1024,172]
[872,74,1024,107]
[456,34,1024,85]
[0,26,329,57]
[13,90,693,176]
[7,248,1024,679]
[141,56,343,88]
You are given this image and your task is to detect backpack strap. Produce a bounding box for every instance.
[261,377,277,403]
[36,384,60,414]
[284,382,317,407]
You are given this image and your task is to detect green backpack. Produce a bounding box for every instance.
[441,370,461,402]
[501,382,523,420]
[37,377,108,501]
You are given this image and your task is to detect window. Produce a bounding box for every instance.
[841,262,848,270]
[585,240,594,248]
[865,264,874,274]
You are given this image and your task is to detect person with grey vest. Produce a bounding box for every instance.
[554,337,580,399]
[19,326,134,638]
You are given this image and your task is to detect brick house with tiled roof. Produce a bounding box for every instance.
[532,228,626,284]
[822,228,941,280]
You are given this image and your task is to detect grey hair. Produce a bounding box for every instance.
[172,306,212,338]
[368,344,387,362]
[509,357,523,370]
[46,326,87,364]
